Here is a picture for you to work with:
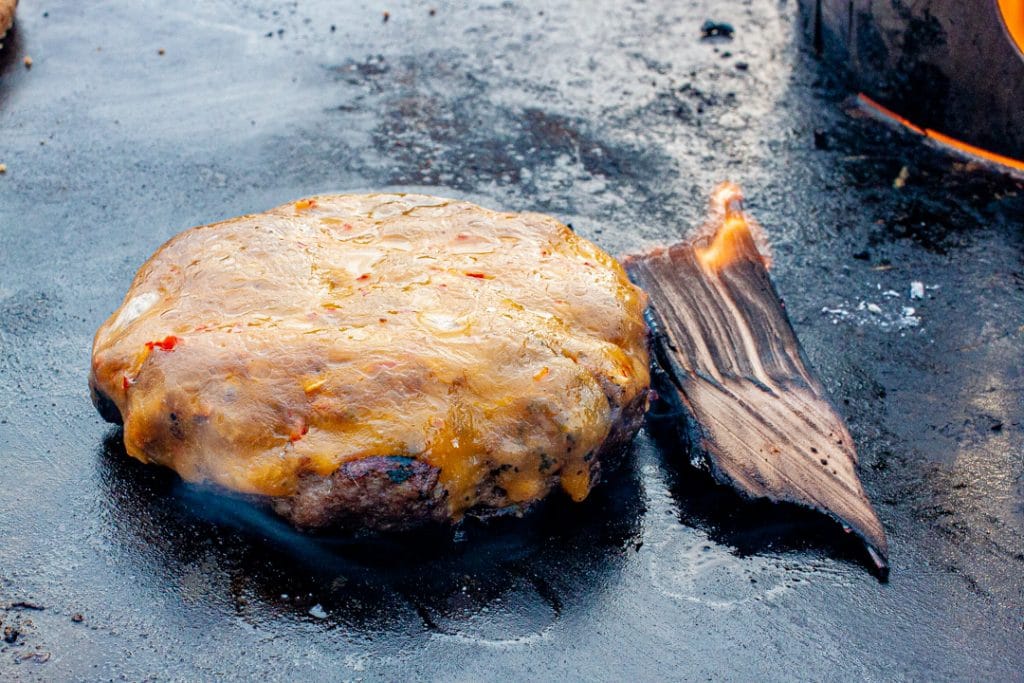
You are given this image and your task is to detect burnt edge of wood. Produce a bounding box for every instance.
[622,211,889,576]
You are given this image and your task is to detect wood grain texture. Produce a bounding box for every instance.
[623,194,888,571]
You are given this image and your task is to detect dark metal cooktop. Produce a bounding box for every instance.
[0,1,1021,679]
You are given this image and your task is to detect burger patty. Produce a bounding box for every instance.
[272,387,648,531]
[90,194,650,530]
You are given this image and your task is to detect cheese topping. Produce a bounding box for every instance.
[90,194,650,514]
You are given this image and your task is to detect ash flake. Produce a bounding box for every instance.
[822,299,922,331]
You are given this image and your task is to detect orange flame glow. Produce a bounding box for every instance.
[998,0,1024,56]
[695,182,772,271]
[857,93,1024,174]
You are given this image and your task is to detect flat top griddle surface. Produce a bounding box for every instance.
[1,1,1021,680]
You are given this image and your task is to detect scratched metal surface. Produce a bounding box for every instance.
[0,1,1022,680]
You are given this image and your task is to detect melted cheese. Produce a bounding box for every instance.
[90,194,650,514]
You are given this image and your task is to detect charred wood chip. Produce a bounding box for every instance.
[622,185,889,574]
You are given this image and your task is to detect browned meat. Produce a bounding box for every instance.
[271,456,449,531]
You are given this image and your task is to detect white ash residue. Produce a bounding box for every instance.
[821,280,939,333]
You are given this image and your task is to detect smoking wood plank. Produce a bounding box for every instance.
[623,187,888,572]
